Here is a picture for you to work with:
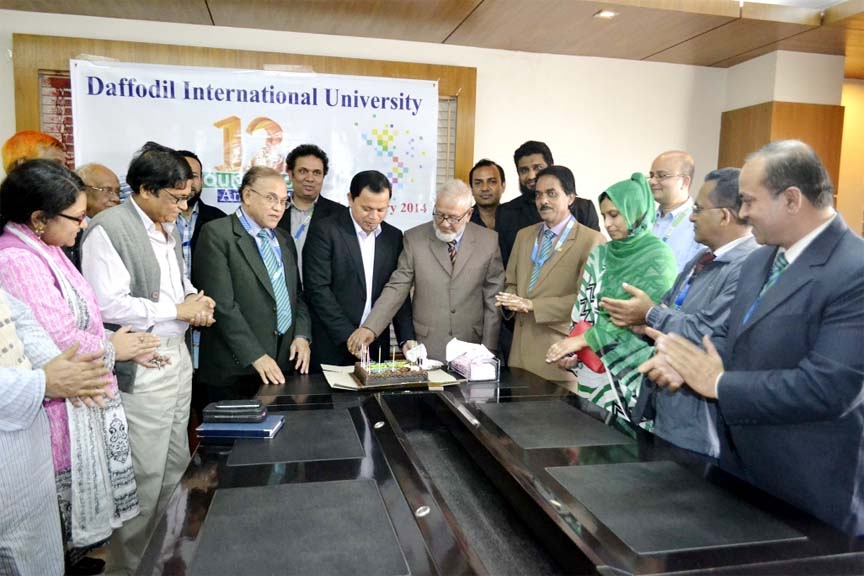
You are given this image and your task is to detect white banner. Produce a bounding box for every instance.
[70,59,438,229]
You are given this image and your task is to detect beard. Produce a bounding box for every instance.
[433,224,458,243]
[519,182,536,199]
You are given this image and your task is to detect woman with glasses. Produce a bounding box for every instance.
[0,159,158,573]
[545,173,677,424]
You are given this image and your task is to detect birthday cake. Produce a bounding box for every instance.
[353,360,428,387]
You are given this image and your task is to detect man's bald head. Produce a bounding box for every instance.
[76,163,121,217]
[648,150,695,213]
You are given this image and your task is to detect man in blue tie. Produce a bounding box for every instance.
[193,166,311,401]
[640,140,864,536]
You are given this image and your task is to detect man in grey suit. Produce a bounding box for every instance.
[194,166,311,400]
[641,140,864,536]
[347,179,505,361]
[600,168,757,456]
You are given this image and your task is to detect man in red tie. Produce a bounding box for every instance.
[599,168,757,456]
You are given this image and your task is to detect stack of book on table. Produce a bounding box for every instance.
[196,399,284,438]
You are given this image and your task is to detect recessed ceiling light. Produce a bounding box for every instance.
[593,9,618,20]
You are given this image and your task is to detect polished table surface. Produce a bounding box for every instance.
[137,368,863,575]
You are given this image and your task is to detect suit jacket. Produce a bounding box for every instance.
[192,213,311,387]
[363,222,505,361]
[717,216,864,535]
[302,210,414,370]
[496,194,600,267]
[276,194,345,239]
[506,221,603,382]
[634,236,759,456]
[190,199,226,258]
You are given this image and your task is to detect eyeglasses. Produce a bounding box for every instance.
[648,172,683,182]
[295,167,324,179]
[691,204,725,215]
[87,185,120,198]
[433,208,471,225]
[162,190,190,206]
[248,187,289,209]
[56,212,87,224]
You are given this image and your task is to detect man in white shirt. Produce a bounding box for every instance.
[81,142,215,574]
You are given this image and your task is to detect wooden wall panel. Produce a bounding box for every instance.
[718,102,773,169]
[718,101,845,199]
[770,102,845,189]
[11,34,477,179]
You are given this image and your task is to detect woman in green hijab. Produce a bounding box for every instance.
[546,172,677,422]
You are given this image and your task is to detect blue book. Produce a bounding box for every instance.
[196,414,284,438]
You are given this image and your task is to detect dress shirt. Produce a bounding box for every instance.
[175,202,199,279]
[542,216,571,241]
[350,215,382,324]
[81,197,196,337]
[653,197,703,272]
[289,199,316,275]
[0,290,59,431]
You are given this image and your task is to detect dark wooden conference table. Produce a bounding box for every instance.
[137,368,863,575]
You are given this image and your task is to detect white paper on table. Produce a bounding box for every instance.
[320,364,355,374]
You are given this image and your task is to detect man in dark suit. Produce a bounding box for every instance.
[276,144,346,281]
[176,150,226,273]
[495,140,599,267]
[193,166,311,400]
[641,140,864,536]
[303,170,414,371]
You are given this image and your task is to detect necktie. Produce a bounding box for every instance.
[448,240,457,265]
[692,251,716,275]
[528,229,556,293]
[759,252,788,296]
[742,252,789,324]
[257,230,293,334]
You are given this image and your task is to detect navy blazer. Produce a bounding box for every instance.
[302,209,414,370]
[717,216,864,535]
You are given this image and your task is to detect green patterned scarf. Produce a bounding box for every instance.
[582,173,677,412]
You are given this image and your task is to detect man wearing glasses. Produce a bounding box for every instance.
[81,142,216,575]
[648,150,705,271]
[276,144,346,280]
[348,179,504,362]
[55,163,123,269]
[600,168,757,456]
[193,165,311,398]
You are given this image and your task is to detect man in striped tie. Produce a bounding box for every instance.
[495,166,603,383]
[640,140,864,536]
[193,166,311,401]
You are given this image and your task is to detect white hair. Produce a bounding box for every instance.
[435,178,473,208]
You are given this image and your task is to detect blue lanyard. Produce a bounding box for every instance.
[292,204,315,241]
[661,208,690,243]
[672,273,696,309]
[531,217,575,267]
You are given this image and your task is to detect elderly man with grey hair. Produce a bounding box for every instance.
[348,179,505,361]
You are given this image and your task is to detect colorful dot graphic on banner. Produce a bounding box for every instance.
[361,123,414,190]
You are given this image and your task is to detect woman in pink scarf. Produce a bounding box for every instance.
[0,160,159,571]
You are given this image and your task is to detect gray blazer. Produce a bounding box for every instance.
[718,216,864,535]
[363,222,505,361]
[635,235,758,456]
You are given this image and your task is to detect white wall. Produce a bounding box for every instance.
[725,50,844,112]
[1,9,729,202]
